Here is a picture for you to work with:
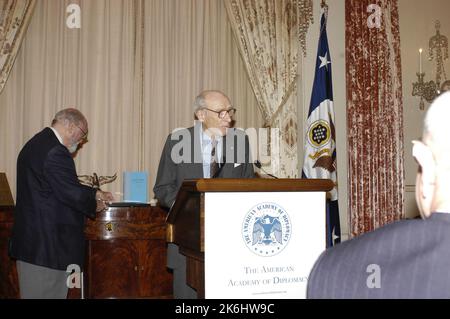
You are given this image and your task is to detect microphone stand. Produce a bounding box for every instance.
[254,160,278,179]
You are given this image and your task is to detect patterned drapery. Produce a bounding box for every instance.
[346,0,404,237]
[225,0,313,177]
[0,0,35,93]
[0,0,262,200]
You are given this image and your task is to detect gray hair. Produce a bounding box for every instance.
[51,108,86,127]
[193,92,209,113]
[193,90,229,114]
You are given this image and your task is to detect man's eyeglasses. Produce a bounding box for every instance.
[204,107,236,119]
[75,124,88,141]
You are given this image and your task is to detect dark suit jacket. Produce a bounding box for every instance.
[9,128,97,271]
[154,126,255,208]
[307,213,450,299]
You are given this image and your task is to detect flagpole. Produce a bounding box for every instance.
[302,0,340,247]
[320,0,329,34]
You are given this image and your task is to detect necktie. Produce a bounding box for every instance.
[210,137,219,178]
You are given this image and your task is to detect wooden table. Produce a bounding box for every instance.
[0,205,19,298]
[0,205,173,299]
[83,205,172,298]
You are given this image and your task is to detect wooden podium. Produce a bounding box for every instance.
[167,178,333,299]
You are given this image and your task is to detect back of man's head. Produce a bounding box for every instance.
[414,92,450,218]
[423,92,450,164]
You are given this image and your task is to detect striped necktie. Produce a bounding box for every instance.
[210,137,219,178]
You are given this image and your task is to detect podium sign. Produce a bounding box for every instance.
[204,191,325,299]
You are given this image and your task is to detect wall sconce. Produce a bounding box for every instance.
[412,21,449,110]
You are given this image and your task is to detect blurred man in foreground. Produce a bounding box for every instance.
[307,92,450,299]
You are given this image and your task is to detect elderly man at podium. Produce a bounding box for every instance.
[154,90,255,299]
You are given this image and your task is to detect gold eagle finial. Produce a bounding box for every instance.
[78,172,117,190]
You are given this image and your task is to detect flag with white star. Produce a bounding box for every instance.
[302,10,340,247]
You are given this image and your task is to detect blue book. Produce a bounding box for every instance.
[123,171,148,203]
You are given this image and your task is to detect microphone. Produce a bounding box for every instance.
[254,160,278,179]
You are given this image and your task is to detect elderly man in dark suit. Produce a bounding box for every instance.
[154,90,255,298]
[9,108,113,299]
[307,91,450,299]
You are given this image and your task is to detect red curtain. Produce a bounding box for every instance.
[346,0,404,237]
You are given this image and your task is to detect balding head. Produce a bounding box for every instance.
[193,90,234,136]
[51,108,88,131]
[414,92,450,218]
[51,108,88,154]
[193,90,230,113]
[422,92,450,164]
